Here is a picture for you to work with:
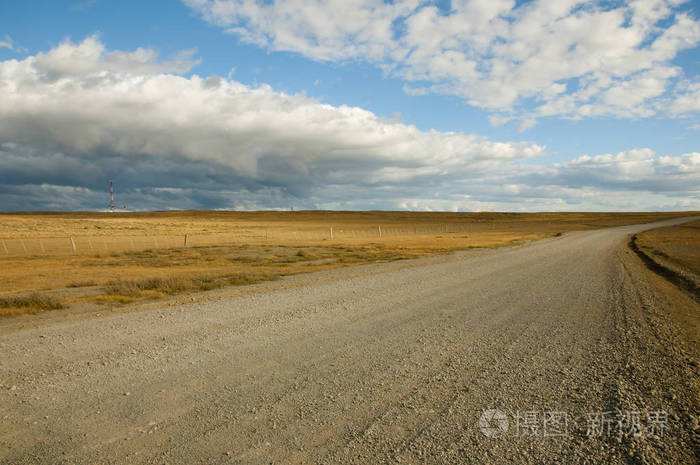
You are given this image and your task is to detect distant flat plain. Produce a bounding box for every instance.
[0,211,695,316]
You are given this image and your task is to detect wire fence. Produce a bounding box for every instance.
[0,223,477,257]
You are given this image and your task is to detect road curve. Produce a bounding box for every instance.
[1,218,698,464]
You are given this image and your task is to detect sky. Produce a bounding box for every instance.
[0,0,698,212]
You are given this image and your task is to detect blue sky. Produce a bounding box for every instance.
[0,0,699,211]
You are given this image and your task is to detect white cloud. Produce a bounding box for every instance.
[185,0,700,125]
[547,149,700,192]
[0,37,697,211]
[669,80,700,115]
[488,114,512,127]
[0,37,541,176]
[29,36,199,79]
[0,34,18,52]
[517,118,537,133]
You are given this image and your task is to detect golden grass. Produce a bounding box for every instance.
[0,293,65,316]
[0,211,696,316]
[78,243,432,305]
[636,219,700,277]
[100,273,279,303]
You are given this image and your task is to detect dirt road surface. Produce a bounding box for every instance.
[1,218,698,464]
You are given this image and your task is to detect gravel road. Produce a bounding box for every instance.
[1,218,698,464]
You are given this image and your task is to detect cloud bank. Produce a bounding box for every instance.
[0,37,697,211]
[185,0,700,126]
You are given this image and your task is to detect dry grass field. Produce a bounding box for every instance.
[0,211,695,317]
[636,219,700,281]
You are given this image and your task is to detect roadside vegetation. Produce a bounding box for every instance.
[0,293,64,317]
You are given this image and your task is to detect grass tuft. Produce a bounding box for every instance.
[0,293,65,316]
[99,273,279,304]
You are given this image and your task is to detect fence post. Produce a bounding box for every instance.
[330,227,333,240]
[378,225,382,238]
[69,236,77,254]
[184,234,188,247]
